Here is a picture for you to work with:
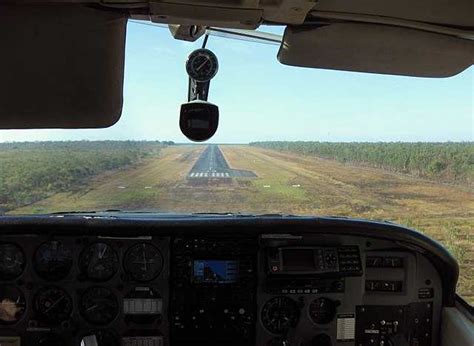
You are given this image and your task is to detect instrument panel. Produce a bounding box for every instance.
[0,237,169,346]
[0,216,450,346]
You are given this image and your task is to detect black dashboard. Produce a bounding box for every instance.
[0,214,458,346]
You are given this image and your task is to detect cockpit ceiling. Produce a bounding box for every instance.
[9,0,474,28]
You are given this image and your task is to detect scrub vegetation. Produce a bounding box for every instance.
[251,141,474,186]
[0,141,165,212]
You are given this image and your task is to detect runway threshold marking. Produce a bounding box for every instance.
[187,145,256,180]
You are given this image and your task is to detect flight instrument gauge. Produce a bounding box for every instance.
[123,243,163,282]
[80,287,119,325]
[79,243,119,281]
[0,243,25,280]
[0,285,26,324]
[261,296,300,335]
[308,298,337,324]
[34,286,73,324]
[186,48,219,82]
[34,241,73,281]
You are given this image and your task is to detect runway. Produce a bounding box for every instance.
[188,145,256,179]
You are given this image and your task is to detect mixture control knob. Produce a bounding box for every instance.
[311,334,332,346]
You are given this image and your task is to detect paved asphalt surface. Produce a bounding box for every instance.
[188,145,256,179]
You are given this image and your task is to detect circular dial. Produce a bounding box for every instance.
[0,285,26,324]
[123,243,163,282]
[34,241,73,281]
[34,286,73,324]
[186,48,219,82]
[80,287,119,325]
[0,243,25,280]
[79,243,119,281]
[261,296,300,335]
[308,298,337,325]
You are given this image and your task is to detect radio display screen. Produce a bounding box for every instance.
[282,249,316,270]
[193,260,239,284]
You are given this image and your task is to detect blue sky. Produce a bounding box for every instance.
[0,22,472,143]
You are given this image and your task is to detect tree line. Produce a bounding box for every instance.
[250,141,473,185]
[0,141,166,212]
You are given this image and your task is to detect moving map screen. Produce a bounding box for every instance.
[193,260,239,284]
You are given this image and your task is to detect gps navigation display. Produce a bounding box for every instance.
[193,260,239,284]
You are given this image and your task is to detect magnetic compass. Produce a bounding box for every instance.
[186,48,219,82]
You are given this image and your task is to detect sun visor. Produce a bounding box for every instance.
[278,24,474,77]
[0,5,127,129]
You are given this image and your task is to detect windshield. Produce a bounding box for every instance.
[0,23,472,303]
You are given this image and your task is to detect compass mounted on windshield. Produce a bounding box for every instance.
[180,39,220,142]
[186,48,219,83]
